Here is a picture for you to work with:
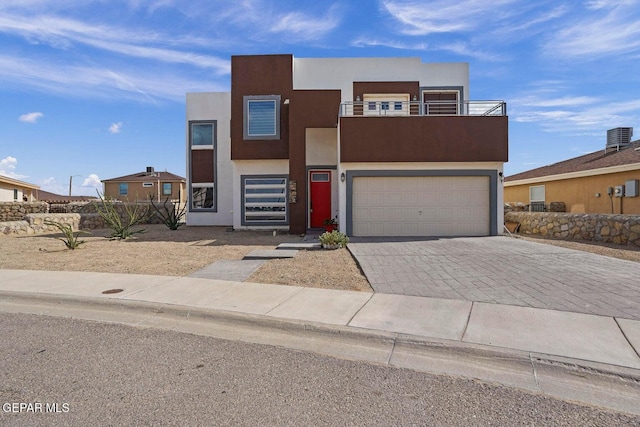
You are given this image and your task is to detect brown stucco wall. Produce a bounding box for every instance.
[504,170,640,214]
[191,150,214,183]
[288,90,342,234]
[231,54,293,160]
[340,115,508,163]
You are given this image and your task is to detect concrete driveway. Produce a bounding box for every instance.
[348,236,640,320]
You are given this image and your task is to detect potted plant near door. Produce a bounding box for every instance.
[324,216,338,232]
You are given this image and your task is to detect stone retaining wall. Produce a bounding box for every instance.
[0,202,48,221]
[0,213,81,236]
[505,211,640,247]
[0,201,180,236]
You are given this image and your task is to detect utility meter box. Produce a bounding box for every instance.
[614,185,625,197]
[626,179,639,197]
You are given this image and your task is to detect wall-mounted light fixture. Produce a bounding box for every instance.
[340,172,346,182]
[283,99,290,105]
[355,96,361,102]
[498,172,503,182]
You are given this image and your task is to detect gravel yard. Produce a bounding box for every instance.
[0,225,372,292]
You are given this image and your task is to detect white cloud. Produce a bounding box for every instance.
[543,1,640,59]
[0,14,231,74]
[511,93,640,134]
[81,174,101,188]
[269,5,342,41]
[0,54,227,102]
[109,122,123,134]
[19,111,43,123]
[0,156,28,179]
[380,0,517,35]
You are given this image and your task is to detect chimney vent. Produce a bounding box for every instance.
[146,166,155,175]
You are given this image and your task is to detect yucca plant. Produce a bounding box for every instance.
[149,195,187,230]
[94,192,148,240]
[44,220,90,250]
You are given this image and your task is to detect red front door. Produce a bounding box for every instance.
[310,171,331,228]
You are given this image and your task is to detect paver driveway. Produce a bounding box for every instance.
[348,236,640,320]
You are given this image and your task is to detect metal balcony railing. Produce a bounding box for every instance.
[339,100,507,117]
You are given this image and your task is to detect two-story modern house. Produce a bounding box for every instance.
[186,54,508,237]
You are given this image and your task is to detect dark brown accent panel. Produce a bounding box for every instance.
[288,89,342,234]
[353,81,420,101]
[340,116,508,162]
[191,150,214,183]
[231,54,293,160]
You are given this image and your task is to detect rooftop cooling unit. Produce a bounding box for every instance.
[606,127,633,151]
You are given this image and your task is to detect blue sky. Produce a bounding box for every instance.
[1,0,639,196]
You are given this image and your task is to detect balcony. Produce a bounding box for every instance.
[339,100,508,163]
[339,100,507,117]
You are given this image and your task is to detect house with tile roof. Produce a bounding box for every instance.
[505,129,640,214]
[101,167,186,203]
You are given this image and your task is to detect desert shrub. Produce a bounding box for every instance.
[319,230,349,249]
[44,220,90,250]
[149,195,186,230]
[93,193,148,240]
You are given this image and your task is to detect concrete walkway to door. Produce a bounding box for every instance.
[348,236,640,321]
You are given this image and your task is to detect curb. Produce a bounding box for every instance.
[2,290,639,383]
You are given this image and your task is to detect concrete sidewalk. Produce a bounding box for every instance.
[1,269,640,414]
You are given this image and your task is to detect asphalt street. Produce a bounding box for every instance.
[1,312,638,426]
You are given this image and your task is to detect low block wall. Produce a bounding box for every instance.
[505,211,640,247]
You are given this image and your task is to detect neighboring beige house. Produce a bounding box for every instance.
[505,128,640,215]
[0,175,40,202]
[102,167,186,203]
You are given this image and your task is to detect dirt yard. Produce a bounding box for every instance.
[2,225,639,294]
[0,225,372,292]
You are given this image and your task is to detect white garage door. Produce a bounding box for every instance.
[352,176,490,237]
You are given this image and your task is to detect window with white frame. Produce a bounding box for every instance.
[191,123,214,147]
[189,120,216,212]
[142,182,154,188]
[529,185,545,212]
[162,182,172,196]
[363,94,410,116]
[243,95,280,140]
[242,176,288,225]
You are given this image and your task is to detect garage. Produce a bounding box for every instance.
[351,175,491,237]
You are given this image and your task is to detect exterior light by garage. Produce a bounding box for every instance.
[340,172,346,182]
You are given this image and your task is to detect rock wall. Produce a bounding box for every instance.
[505,211,640,247]
[0,201,181,236]
[0,213,81,236]
[0,202,48,221]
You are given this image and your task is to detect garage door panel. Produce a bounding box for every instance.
[352,176,490,237]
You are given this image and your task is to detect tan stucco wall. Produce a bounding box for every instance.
[504,170,640,214]
[104,181,186,203]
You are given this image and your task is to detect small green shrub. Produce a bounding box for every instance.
[318,230,349,249]
[93,193,148,240]
[149,195,186,230]
[44,220,90,250]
